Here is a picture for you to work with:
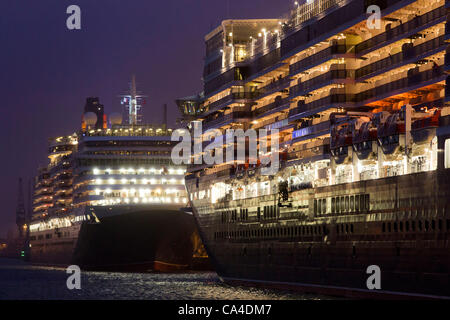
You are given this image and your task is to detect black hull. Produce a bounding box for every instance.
[189,169,450,298]
[30,206,208,272]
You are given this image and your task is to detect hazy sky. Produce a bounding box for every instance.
[0,0,290,237]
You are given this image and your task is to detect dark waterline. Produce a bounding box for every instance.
[0,258,327,300]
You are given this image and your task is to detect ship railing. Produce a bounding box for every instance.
[290,43,350,76]
[356,35,445,79]
[288,64,445,119]
[256,76,291,98]
[253,97,291,118]
[355,6,445,55]
[202,111,253,131]
[203,91,259,113]
[288,93,350,119]
[290,69,354,99]
[244,32,280,60]
[355,66,444,104]
[288,0,346,30]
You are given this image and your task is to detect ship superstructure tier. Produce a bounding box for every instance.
[72,125,187,208]
[178,0,450,297]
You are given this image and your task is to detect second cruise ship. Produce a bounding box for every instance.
[30,91,208,271]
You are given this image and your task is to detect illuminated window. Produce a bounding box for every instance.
[445,139,450,169]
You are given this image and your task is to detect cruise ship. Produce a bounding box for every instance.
[30,94,207,271]
[177,0,450,297]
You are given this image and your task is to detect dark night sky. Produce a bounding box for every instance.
[0,0,290,237]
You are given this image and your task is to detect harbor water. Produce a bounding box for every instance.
[0,258,325,300]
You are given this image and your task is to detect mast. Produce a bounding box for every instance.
[163,104,167,129]
[120,75,146,125]
[16,178,26,238]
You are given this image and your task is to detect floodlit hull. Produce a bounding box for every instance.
[188,169,450,298]
[30,205,209,272]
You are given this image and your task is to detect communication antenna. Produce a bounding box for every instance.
[120,75,147,125]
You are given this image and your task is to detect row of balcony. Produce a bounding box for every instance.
[354,6,445,55]
[356,35,445,79]
[290,69,353,99]
[203,111,253,131]
[289,29,444,83]
[256,76,291,99]
[289,65,445,119]
[355,66,444,103]
[253,97,291,118]
[201,3,444,113]
[203,91,258,114]
[289,44,350,76]
[289,93,350,119]
[289,39,445,100]
[205,78,290,115]
[204,66,444,130]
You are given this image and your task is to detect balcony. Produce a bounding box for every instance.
[203,91,258,116]
[355,6,445,55]
[290,69,353,99]
[290,44,350,77]
[202,111,253,131]
[253,97,291,118]
[290,66,445,120]
[204,67,242,96]
[355,66,445,104]
[289,93,352,120]
[356,36,445,79]
[256,76,291,99]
